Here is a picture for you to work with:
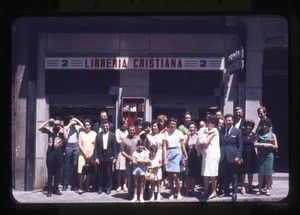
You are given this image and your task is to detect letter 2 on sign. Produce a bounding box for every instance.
[61,60,68,67]
[199,60,207,67]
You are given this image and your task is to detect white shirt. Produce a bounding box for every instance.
[163,129,184,148]
[102,131,109,149]
[235,118,242,129]
[67,125,81,143]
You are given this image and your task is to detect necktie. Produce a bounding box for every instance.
[226,127,229,137]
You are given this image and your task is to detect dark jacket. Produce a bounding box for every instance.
[219,126,243,163]
[94,131,117,162]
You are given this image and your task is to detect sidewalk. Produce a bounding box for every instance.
[11,173,289,204]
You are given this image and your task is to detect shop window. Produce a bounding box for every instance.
[121,97,145,126]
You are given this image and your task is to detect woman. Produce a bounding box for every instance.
[239,119,257,194]
[183,121,201,197]
[77,119,97,194]
[115,119,129,192]
[146,119,165,195]
[254,117,278,196]
[146,120,164,162]
[162,117,188,200]
[199,115,220,199]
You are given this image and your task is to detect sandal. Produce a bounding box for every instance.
[116,186,122,192]
[241,188,246,195]
[208,193,217,199]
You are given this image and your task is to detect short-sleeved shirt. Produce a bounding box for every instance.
[67,125,81,143]
[163,129,184,148]
[120,136,140,160]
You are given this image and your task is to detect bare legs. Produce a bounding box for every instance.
[203,176,217,199]
[168,172,182,200]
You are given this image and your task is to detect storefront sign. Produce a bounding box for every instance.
[227,46,244,74]
[45,57,224,70]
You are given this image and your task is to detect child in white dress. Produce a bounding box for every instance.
[148,145,163,202]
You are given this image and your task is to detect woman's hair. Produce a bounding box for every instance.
[257,106,267,114]
[83,118,93,125]
[169,117,178,125]
[206,115,219,127]
[149,144,158,153]
[187,121,198,130]
[244,119,255,127]
[259,117,272,127]
[120,118,128,127]
[137,139,145,146]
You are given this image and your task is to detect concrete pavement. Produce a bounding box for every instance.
[11,172,289,204]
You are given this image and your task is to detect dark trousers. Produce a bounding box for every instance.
[63,143,79,187]
[219,159,239,195]
[46,147,63,192]
[97,161,113,191]
[125,160,134,198]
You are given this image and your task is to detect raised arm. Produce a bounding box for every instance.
[38,118,54,131]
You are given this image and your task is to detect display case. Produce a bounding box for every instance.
[121,97,145,126]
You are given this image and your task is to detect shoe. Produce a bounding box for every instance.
[53,190,62,195]
[131,197,137,202]
[97,189,103,194]
[266,190,271,196]
[168,195,174,200]
[116,186,122,192]
[78,189,83,195]
[106,190,111,195]
[139,197,145,203]
[208,193,217,199]
[231,193,237,202]
[255,191,261,196]
[200,192,209,199]
[123,185,128,192]
[177,194,182,200]
[62,185,68,191]
[46,191,52,197]
[240,188,246,195]
[156,194,162,202]
[150,195,155,202]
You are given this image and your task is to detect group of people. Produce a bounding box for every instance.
[39,106,278,203]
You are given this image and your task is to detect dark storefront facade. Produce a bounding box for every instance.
[11,16,288,190]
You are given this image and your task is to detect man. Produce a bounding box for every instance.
[218,114,243,202]
[62,116,83,191]
[234,107,245,130]
[94,119,117,195]
[38,116,66,197]
[215,110,223,119]
[256,106,273,133]
[93,111,115,133]
[120,125,140,200]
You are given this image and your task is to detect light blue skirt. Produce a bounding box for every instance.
[165,147,182,173]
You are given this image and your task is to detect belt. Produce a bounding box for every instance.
[167,146,178,150]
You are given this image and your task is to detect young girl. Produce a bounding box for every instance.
[131,139,150,202]
[148,145,163,202]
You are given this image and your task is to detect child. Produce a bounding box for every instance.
[131,139,150,202]
[148,145,163,202]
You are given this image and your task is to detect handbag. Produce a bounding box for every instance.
[82,163,95,175]
[145,168,155,181]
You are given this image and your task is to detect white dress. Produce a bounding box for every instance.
[115,128,128,170]
[201,127,221,177]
